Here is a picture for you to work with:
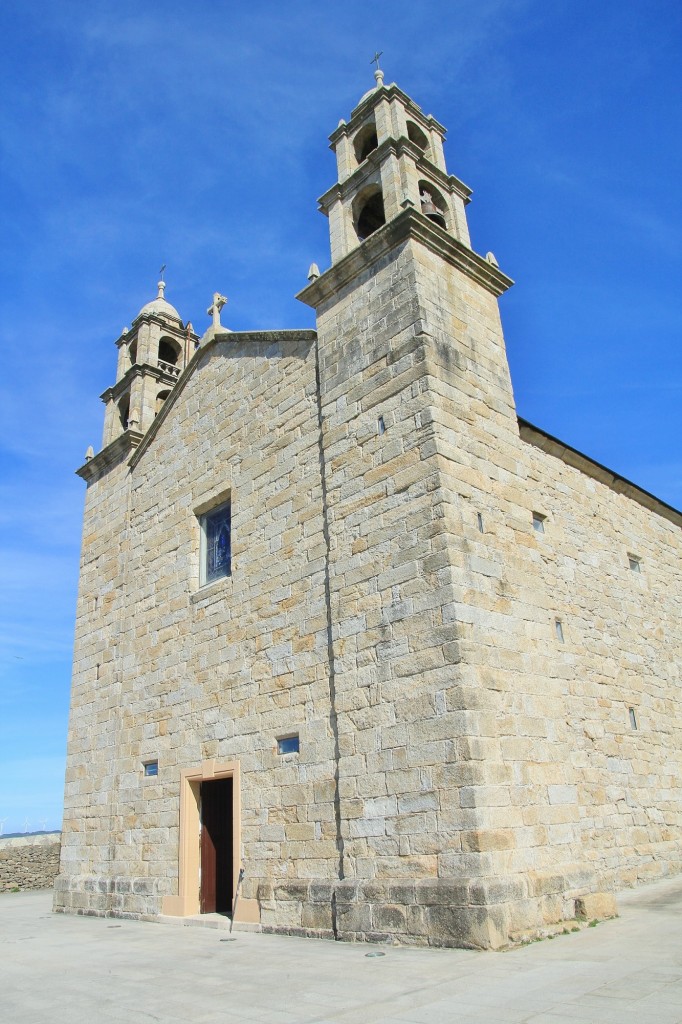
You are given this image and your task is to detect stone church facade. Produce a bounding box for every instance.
[54,74,682,948]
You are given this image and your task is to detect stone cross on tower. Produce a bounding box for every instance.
[207,292,228,329]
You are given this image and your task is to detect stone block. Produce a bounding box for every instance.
[575,892,618,921]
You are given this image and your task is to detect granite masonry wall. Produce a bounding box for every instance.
[1,835,61,892]
[54,95,681,945]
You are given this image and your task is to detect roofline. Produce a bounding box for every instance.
[127,328,316,470]
[518,417,681,529]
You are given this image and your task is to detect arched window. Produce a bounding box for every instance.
[418,181,448,230]
[155,390,171,416]
[353,122,378,164]
[158,338,180,367]
[355,187,386,241]
[128,340,137,366]
[407,120,428,152]
[118,395,130,431]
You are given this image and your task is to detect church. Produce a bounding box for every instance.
[54,70,682,948]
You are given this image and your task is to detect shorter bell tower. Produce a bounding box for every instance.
[99,281,198,454]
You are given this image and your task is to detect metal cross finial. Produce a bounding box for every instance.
[370,51,383,70]
[159,264,166,282]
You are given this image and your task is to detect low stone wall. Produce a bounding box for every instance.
[0,834,61,892]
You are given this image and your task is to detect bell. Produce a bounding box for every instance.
[420,194,446,229]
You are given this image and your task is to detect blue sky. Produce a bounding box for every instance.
[0,0,680,835]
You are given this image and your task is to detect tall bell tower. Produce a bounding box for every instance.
[296,71,538,947]
[320,65,474,264]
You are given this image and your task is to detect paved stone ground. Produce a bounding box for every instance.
[2,877,681,1024]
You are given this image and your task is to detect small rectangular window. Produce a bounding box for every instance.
[532,512,546,533]
[200,500,231,586]
[628,555,641,573]
[629,708,638,730]
[477,512,484,533]
[277,735,300,755]
[377,415,386,435]
[555,619,564,643]
[143,761,158,777]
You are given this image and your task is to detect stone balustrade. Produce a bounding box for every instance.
[158,359,181,378]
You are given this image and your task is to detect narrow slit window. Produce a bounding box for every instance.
[629,708,638,730]
[143,760,159,777]
[277,735,300,755]
[628,555,641,573]
[555,619,564,643]
[532,512,546,534]
[378,415,386,435]
[477,512,484,533]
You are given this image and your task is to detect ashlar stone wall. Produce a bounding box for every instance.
[55,224,680,947]
[56,329,342,918]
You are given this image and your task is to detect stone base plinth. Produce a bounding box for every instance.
[257,871,619,950]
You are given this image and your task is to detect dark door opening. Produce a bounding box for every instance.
[200,776,234,914]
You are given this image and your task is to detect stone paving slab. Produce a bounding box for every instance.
[1,877,682,1024]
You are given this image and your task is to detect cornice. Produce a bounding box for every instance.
[416,157,472,204]
[297,207,513,309]
[518,418,682,529]
[130,310,185,332]
[100,362,180,403]
[76,429,144,484]
[317,137,471,213]
[329,84,446,142]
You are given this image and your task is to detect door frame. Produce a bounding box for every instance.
[161,758,258,922]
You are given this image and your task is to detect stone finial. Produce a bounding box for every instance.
[337,118,346,127]
[207,292,228,329]
[84,445,94,462]
[307,263,320,282]
[485,252,499,267]
[157,280,167,299]
[121,326,128,336]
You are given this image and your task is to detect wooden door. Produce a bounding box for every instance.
[200,777,234,914]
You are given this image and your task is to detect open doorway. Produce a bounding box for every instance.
[200,776,234,914]
[161,760,257,922]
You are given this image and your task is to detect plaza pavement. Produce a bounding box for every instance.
[1,875,681,1023]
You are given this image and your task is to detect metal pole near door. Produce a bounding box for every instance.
[229,867,245,933]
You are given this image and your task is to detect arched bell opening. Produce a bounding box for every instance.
[128,339,138,367]
[155,389,171,416]
[118,395,130,432]
[406,120,429,152]
[353,122,378,164]
[418,181,448,231]
[158,337,181,368]
[354,187,386,242]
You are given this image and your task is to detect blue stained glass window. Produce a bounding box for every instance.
[204,502,231,584]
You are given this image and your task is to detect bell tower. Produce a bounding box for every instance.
[295,71,534,945]
[319,66,473,265]
[98,280,197,458]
